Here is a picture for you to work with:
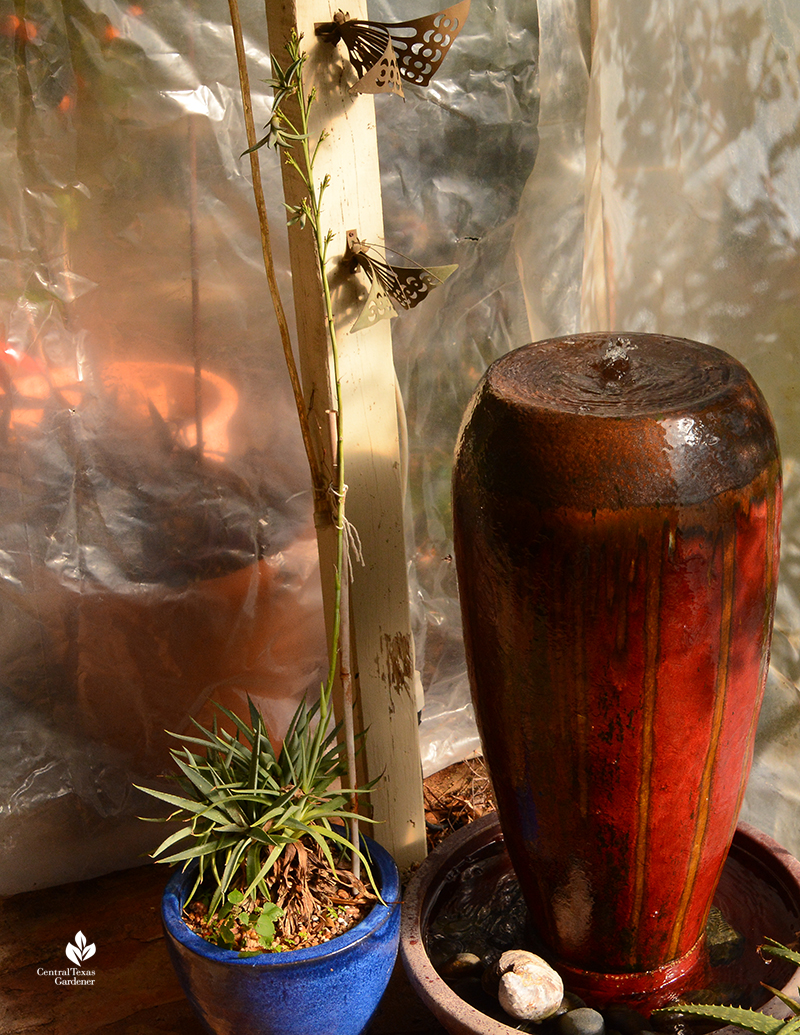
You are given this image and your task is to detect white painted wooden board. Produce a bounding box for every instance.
[264,0,427,868]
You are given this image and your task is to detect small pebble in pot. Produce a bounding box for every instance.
[494,950,564,1021]
[558,1006,606,1035]
[439,953,484,978]
[556,992,588,1015]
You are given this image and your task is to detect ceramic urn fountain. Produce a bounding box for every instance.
[451,332,782,1006]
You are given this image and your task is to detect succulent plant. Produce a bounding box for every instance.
[137,684,378,952]
[652,940,800,1035]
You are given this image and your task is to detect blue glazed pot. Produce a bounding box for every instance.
[161,835,401,1035]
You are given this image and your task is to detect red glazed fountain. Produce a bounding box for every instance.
[451,333,782,1008]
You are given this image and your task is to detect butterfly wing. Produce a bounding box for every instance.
[354,252,405,304]
[351,275,398,333]
[317,1,469,90]
[350,37,403,97]
[389,264,458,308]
[357,253,457,310]
[387,0,471,87]
[335,19,392,80]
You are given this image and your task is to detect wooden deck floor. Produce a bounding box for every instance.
[0,862,446,1035]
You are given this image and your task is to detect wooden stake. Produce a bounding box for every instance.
[264,0,426,869]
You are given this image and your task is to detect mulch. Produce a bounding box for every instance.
[423,756,495,852]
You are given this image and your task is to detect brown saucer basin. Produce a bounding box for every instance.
[400,812,800,1035]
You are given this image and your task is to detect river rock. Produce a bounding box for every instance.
[494,950,564,1021]
[439,952,484,978]
[559,1006,606,1035]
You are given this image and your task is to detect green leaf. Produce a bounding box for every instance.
[171,754,226,801]
[139,786,234,826]
[254,903,282,941]
[218,925,236,947]
[243,843,285,902]
[762,940,800,969]
[153,835,240,865]
[761,986,800,1017]
[652,1003,786,1034]
[146,825,193,856]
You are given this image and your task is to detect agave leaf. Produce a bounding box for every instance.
[223,786,285,808]
[321,718,348,748]
[209,703,257,748]
[282,693,307,743]
[653,1003,786,1034]
[147,825,193,856]
[300,686,326,774]
[247,695,276,759]
[300,795,350,820]
[153,835,241,865]
[182,719,246,756]
[281,701,308,785]
[760,986,800,1017]
[207,822,255,836]
[319,738,346,774]
[243,843,285,901]
[217,839,250,898]
[762,941,800,969]
[184,865,205,907]
[141,684,378,913]
[248,789,298,825]
[302,822,344,872]
[245,826,283,847]
[248,765,283,795]
[165,729,232,753]
[247,715,262,794]
[170,754,227,799]
[136,785,234,823]
[303,822,382,902]
[298,715,312,788]
[247,694,262,732]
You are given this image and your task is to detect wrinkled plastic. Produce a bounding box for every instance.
[0,0,538,891]
[3,0,800,893]
[372,0,540,777]
[0,0,329,891]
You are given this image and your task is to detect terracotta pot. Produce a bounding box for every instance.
[100,360,239,459]
[400,813,800,1028]
[452,333,782,1002]
[65,533,326,770]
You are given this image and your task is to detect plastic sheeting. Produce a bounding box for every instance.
[0,0,538,891]
[3,0,800,892]
[372,0,540,775]
[411,0,800,865]
[0,0,330,891]
[407,0,800,843]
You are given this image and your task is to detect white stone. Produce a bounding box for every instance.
[496,950,564,1021]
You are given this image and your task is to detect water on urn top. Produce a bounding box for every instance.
[494,333,740,419]
[471,332,778,511]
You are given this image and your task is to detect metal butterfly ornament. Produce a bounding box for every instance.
[315,0,470,97]
[345,230,457,332]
